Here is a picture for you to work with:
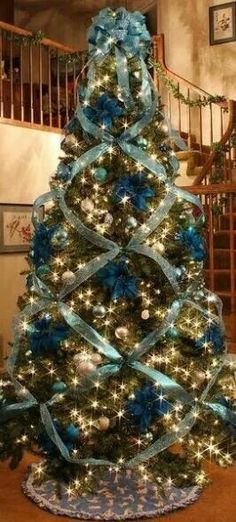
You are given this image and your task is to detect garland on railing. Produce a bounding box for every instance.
[210,132,236,185]
[149,58,227,108]
[2,29,45,46]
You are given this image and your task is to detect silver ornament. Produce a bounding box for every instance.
[51,228,68,248]
[76,360,96,376]
[92,304,106,318]
[141,309,150,320]
[64,134,78,147]
[81,197,94,213]
[62,270,76,284]
[115,326,129,340]
[127,216,138,228]
[156,241,165,254]
[97,416,110,431]
[90,353,102,365]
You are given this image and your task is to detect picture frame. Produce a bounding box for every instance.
[209,2,236,45]
[0,203,34,253]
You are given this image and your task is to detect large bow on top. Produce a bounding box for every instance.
[88,7,151,59]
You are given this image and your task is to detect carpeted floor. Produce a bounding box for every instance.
[0,455,235,522]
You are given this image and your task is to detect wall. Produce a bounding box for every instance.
[0,123,61,363]
[0,0,14,24]
[157,0,236,99]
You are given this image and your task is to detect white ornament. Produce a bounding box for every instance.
[76,360,96,376]
[62,270,76,284]
[156,241,165,254]
[141,309,150,320]
[97,416,110,431]
[90,353,102,365]
[64,134,78,147]
[92,304,106,318]
[81,198,94,213]
[115,326,129,340]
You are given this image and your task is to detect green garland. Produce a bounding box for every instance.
[2,29,45,47]
[149,58,227,108]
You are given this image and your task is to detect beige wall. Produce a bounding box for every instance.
[0,123,61,363]
[158,0,236,99]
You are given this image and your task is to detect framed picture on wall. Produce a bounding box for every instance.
[0,204,34,253]
[209,2,236,45]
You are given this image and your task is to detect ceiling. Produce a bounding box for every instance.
[15,0,131,15]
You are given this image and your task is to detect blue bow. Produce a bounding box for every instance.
[88,8,151,59]
[178,226,206,261]
[196,325,225,354]
[38,421,80,455]
[31,223,58,268]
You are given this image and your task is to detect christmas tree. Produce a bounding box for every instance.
[0,7,236,517]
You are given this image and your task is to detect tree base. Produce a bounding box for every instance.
[22,464,201,520]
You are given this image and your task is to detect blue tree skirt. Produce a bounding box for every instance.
[22,464,201,520]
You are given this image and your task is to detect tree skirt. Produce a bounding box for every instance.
[22,464,201,520]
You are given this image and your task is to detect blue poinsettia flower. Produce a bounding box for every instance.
[88,8,151,59]
[127,383,172,432]
[84,93,124,129]
[178,227,206,261]
[31,223,58,268]
[114,173,155,211]
[196,324,224,353]
[56,161,73,182]
[97,258,138,300]
[28,316,70,357]
[38,421,80,455]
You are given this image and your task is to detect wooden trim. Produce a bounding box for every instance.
[0,116,62,134]
[181,183,236,195]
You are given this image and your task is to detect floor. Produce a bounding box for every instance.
[0,455,235,522]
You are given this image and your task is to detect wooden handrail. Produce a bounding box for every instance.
[152,34,228,108]
[194,99,236,185]
[0,20,77,53]
[181,183,236,195]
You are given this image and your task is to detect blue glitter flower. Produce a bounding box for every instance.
[88,8,151,59]
[127,384,172,432]
[38,421,80,455]
[28,316,70,357]
[97,258,138,300]
[31,223,58,268]
[178,227,206,261]
[84,93,124,129]
[114,173,155,211]
[196,325,224,353]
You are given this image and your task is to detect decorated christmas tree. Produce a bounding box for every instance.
[0,7,236,519]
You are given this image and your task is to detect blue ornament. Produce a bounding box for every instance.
[88,8,151,59]
[36,264,50,277]
[168,326,179,339]
[178,226,206,262]
[136,136,147,150]
[84,93,124,129]
[114,173,155,211]
[196,325,224,353]
[31,223,58,268]
[52,381,67,394]
[28,316,70,357]
[93,167,108,183]
[97,258,138,300]
[126,383,172,432]
[38,421,80,456]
